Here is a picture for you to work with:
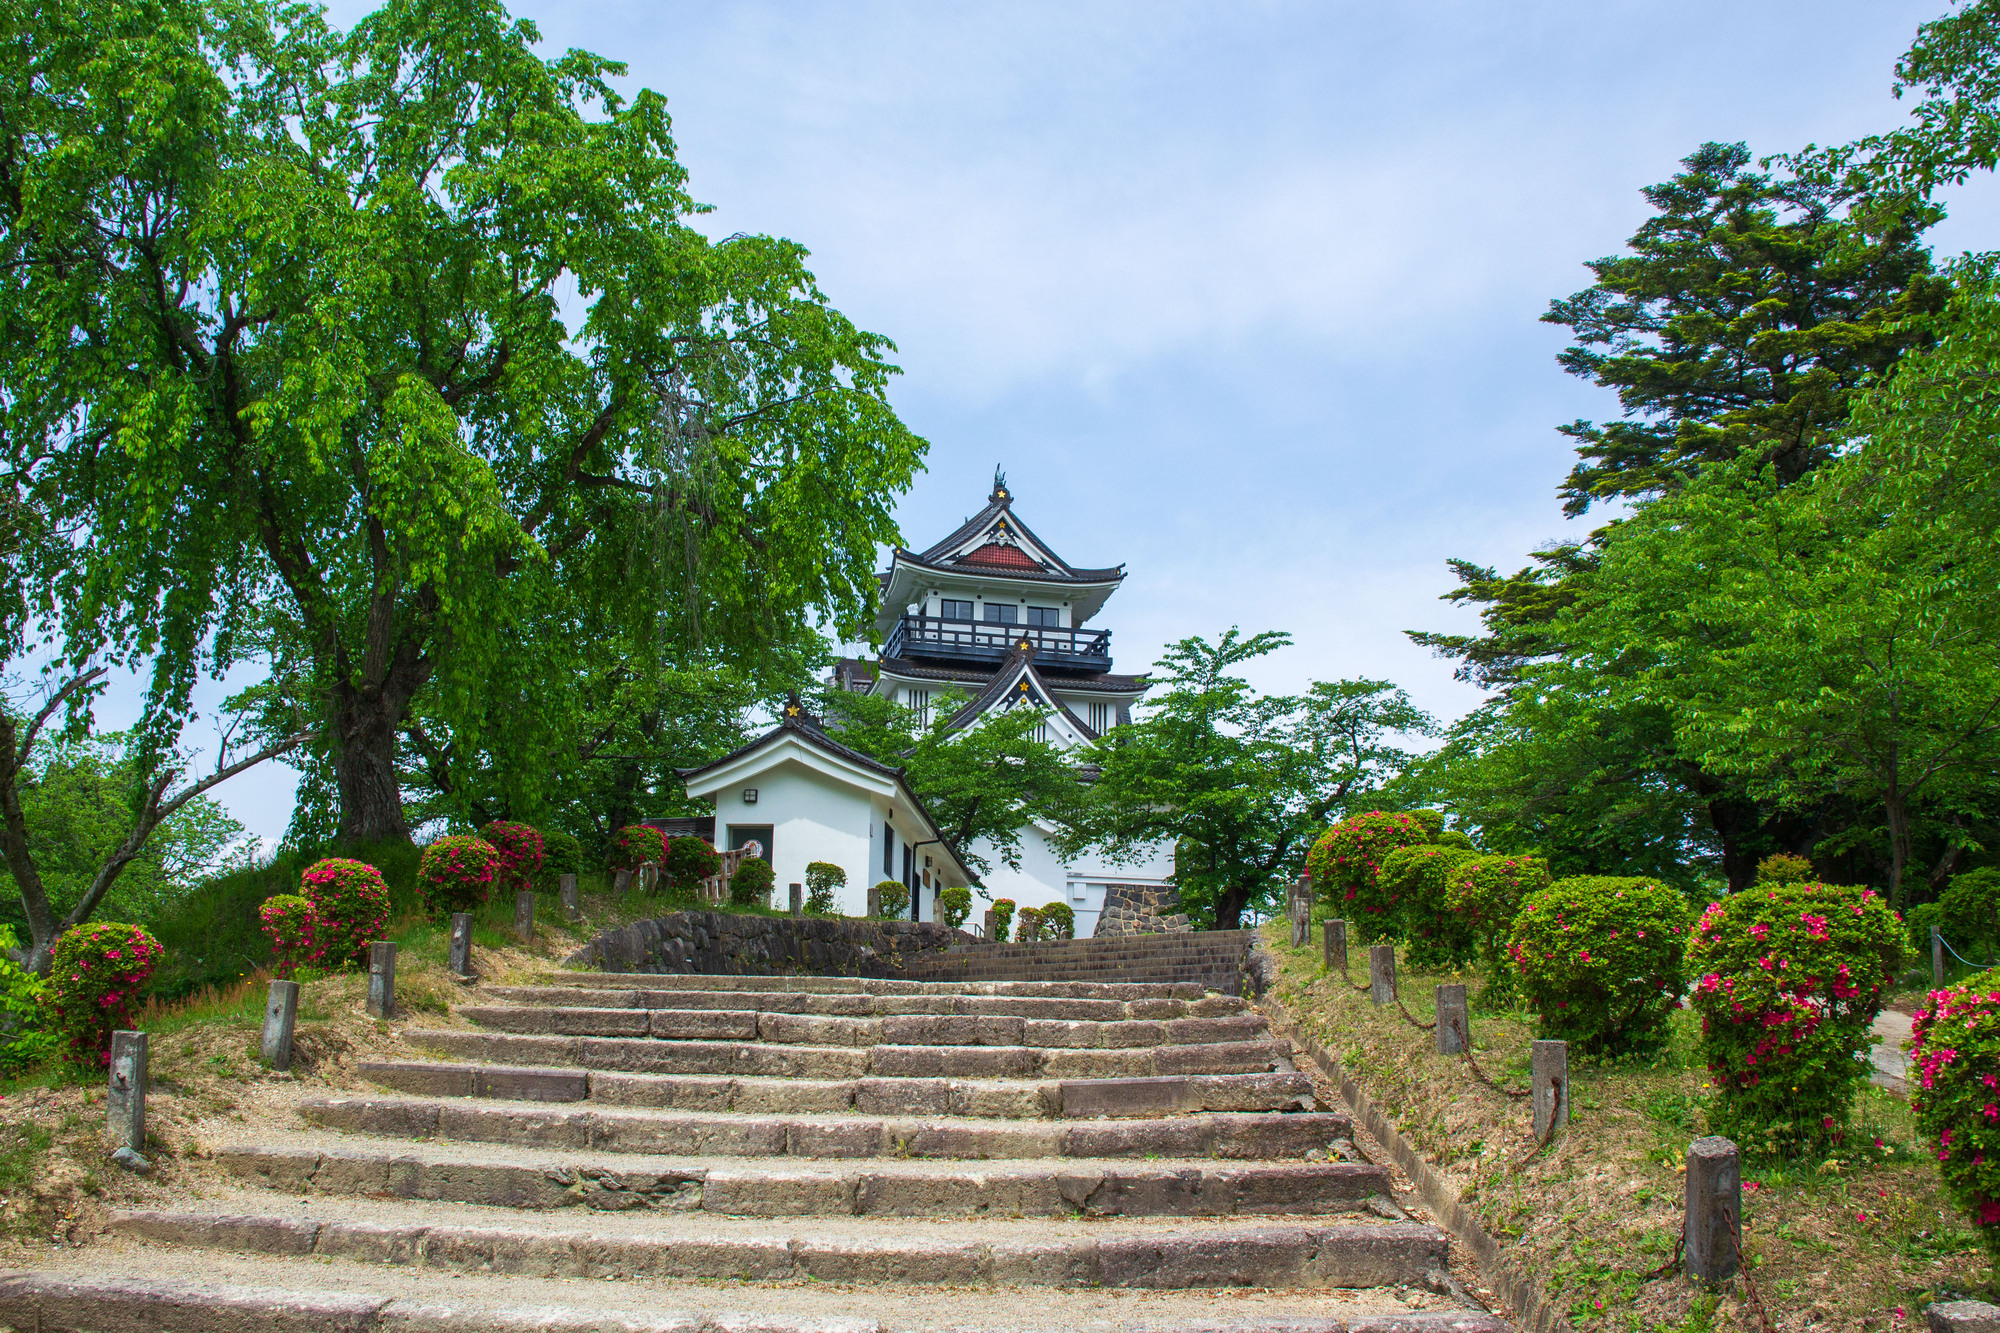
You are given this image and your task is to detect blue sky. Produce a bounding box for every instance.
[111,0,2000,848]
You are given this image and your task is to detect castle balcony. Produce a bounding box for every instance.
[885,613,1112,673]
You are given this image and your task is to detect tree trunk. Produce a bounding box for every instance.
[1212,884,1251,930]
[332,683,416,844]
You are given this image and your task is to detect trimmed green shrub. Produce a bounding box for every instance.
[299,858,390,969]
[1447,852,1552,997]
[1306,810,1436,943]
[480,821,545,895]
[937,885,971,929]
[1932,867,2000,959]
[666,837,722,895]
[876,880,910,920]
[610,824,666,870]
[1017,906,1045,942]
[805,862,845,914]
[1380,843,1480,971]
[990,898,1015,943]
[0,927,51,1073]
[1508,876,1691,1056]
[258,894,313,978]
[418,835,501,920]
[540,829,583,889]
[1689,881,1904,1160]
[1756,852,1816,885]
[731,856,775,907]
[48,922,162,1069]
[1910,982,2000,1260]
[1041,901,1075,940]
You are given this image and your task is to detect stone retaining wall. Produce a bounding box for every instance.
[564,911,974,977]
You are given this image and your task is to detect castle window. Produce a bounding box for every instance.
[984,603,1017,625]
[1025,606,1060,627]
[939,599,972,621]
[909,689,930,726]
[1088,702,1111,733]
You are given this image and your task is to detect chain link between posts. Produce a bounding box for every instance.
[1446,1013,1532,1100]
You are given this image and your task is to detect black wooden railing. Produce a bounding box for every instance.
[886,614,1112,671]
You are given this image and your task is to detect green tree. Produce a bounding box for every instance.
[8,0,925,846]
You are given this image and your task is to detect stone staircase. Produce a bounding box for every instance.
[907,928,1257,991]
[3,971,1506,1332]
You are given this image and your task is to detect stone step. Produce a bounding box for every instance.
[109,1203,1450,1290]
[214,1140,1390,1217]
[298,1095,1353,1161]
[0,1259,1509,1331]
[358,1060,1320,1118]
[529,974,1224,999]
[482,985,1249,1020]
[405,1029,1296,1080]
[455,1006,1270,1050]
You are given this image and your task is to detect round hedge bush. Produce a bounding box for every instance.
[1910,981,2000,1261]
[299,858,391,969]
[1447,852,1552,995]
[480,821,545,895]
[611,824,666,871]
[419,835,501,920]
[876,879,911,920]
[0,927,52,1073]
[48,922,163,1070]
[1017,905,1045,941]
[937,885,971,929]
[1041,901,1075,940]
[1306,811,1436,943]
[666,837,722,894]
[1688,880,1904,1159]
[1380,843,1480,971]
[805,861,846,914]
[1508,875,1691,1055]
[540,828,583,886]
[990,898,1015,943]
[259,894,314,978]
[731,856,775,907]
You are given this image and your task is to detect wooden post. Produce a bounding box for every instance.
[449,913,474,977]
[1685,1136,1741,1281]
[514,889,535,942]
[366,941,396,1019]
[639,863,659,895]
[983,909,996,942]
[261,980,300,1071]
[868,882,882,919]
[107,1030,147,1151]
[1436,984,1469,1055]
[1368,944,1396,1005]
[1935,926,1946,986]
[1323,918,1347,974]
[559,873,579,921]
[1532,1039,1569,1141]
[612,867,634,894]
[789,883,803,917]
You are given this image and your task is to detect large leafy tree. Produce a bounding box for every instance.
[7,0,924,845]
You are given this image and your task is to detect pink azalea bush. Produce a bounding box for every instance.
[990,898,1016,943]
[1507,875,1690,1055]
[1380,842,1481,970]
[1447,852,1552,996]
[418,834,501,920]
[480,821,545,895]
[1909,982,2000,1260]
[1305,810,1439,943]
[299,858,391,969]
[258,894,314,977]
[1688,879,1904,1159]
[47,922,163,1070]
[609,824,666,871]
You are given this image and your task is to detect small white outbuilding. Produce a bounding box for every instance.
[677,696,977,921]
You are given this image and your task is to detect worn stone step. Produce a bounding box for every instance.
[214,1139,1390,1217]
[357,1060,1319,1118]
[109,1204,1449,1289]
[455,1006,1270,1050]
[405,1029,1296,1080]
[530,974,1223,999]
[0,1259,1509,1331]
[482,985,1248,1020]
[297,1095,1352,1161]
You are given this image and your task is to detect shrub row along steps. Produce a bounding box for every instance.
[48,970,1504,1332]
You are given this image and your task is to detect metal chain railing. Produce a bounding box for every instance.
[1393,991,1438,1031]
[1640,1223,1686,1282]
[1515,1076,1561,1164]
[1722,1206,1778,1333]
[1447,1013,1532,1100]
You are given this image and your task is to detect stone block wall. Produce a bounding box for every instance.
[564,911,974,977]
[1093,883,1193,937]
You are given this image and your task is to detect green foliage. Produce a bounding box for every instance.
[875,880,909,921]
[1936,868,2000,957]
[1446,853,1552,996]
[48,922,162,1070]
[417,836,500,921]
[666,838,722,895]
[0,928,52,1073]
[936,885,971,930]
[480,823,544,896]
[1756,853,1816,885]
[538,829,582,891]
[730,856,774,908]
[1016,906,1045,942]
[257,895,313,978]
[1508,876,1691,1055]
[1380,843,1481,971]
[1909,981,2000,1260]
[1688,881,1904,1159]
[803,862,845,915]
[1307,811,1437,943]
[610,826,666,871]
[990,898,1015,943]
[298,858,390,970]
[1040,901,1074,940]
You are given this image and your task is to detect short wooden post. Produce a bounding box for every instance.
[1436,984,1469,1055]
[612,867,634,894]
[789,883,803,917]
[1935,926,1946,986]
[1531,1039,1568,1141]
[1368,944,1396,1005]
[559,873,579,921]
[107,1030,147,1151]
[1685,1135,1741,1281]
[868,883,882,919]
[449,913,474,977]
[1323,918,1347,973]
[261,980,300,1071]
[983,909,997,941]
[514,889,535,941]
[1290,878,1311,947]
[366,941,396,1019]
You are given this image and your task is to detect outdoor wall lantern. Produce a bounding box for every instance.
[742,788,758,804]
